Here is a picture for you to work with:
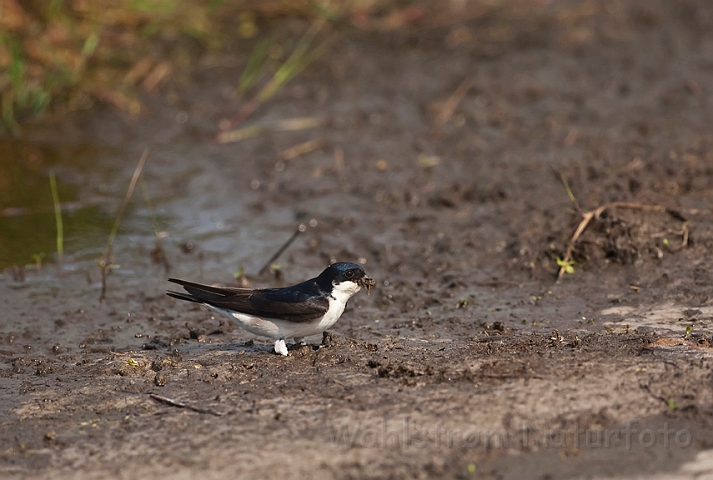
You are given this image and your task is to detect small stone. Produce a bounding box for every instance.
[154,372,168,387]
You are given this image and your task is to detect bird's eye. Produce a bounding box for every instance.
[345,270,354,279]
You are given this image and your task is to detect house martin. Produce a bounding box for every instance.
[167,262,375,356]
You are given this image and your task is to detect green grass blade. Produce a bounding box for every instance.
[256,17,327,102]
[49,170,64,262]
[237,37,272,97]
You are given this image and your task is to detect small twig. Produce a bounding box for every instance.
[430,78,473,140]
[216,117,324,144]
[557,211,595,279]
[258,224,307,276]
[277,138,326,161]
[555,170,582,214]
[594,202,667,218]
[651,222,689,249]
[651,228,686,239]
[149,393,223,416]
[557,202,688,280]
[682,223,689,247]
[49,171,64,264]
[99,149,149,301]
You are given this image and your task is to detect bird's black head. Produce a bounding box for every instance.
[327,262,366,282]
[316,262,374,292]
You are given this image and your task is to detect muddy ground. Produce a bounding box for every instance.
[3,0,713,478]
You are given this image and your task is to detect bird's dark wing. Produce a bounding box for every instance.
[167,278,329,323]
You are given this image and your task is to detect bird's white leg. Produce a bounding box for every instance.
[293,337,306,346]
[274,338,288,356]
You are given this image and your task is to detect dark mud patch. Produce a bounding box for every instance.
[2,322,713,478]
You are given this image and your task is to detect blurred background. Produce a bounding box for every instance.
[1,0,711,278]
[0,0,531,272]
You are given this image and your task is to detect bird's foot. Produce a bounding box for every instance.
[274,338,288,356]
[293,337,307,346]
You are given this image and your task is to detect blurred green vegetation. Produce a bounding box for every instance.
[1,0,220,132]
[0,1,350,132]
[0,138,116,269]
[0,0,456,134]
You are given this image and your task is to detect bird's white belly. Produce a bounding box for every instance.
[205,293,350,340]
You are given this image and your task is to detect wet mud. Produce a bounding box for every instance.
[3,0,713,478]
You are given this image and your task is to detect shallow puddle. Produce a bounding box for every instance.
[0,137,298,277]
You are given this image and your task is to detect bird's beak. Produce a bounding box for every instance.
[357,276,376,295]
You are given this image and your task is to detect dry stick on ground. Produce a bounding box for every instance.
[257,223,307,276]
[149,393,223,416]
[557,199,690,280]
[277,138,326,161]
[216,117,324,144]
[651,223,690,252]
[99,149,149,301]
[49,171,64,265]
[556,170,582,215]
[430,78,473,140]
[554,171,700,279]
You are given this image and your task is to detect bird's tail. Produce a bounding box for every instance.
[166,290,202,303]
[167,278,234,303]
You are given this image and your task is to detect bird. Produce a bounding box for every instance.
[166,262,375,356]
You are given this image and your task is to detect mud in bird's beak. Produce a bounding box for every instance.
[357,276,376,295]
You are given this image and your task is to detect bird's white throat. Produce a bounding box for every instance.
[330,280,362,303]
[313,279,362,333]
